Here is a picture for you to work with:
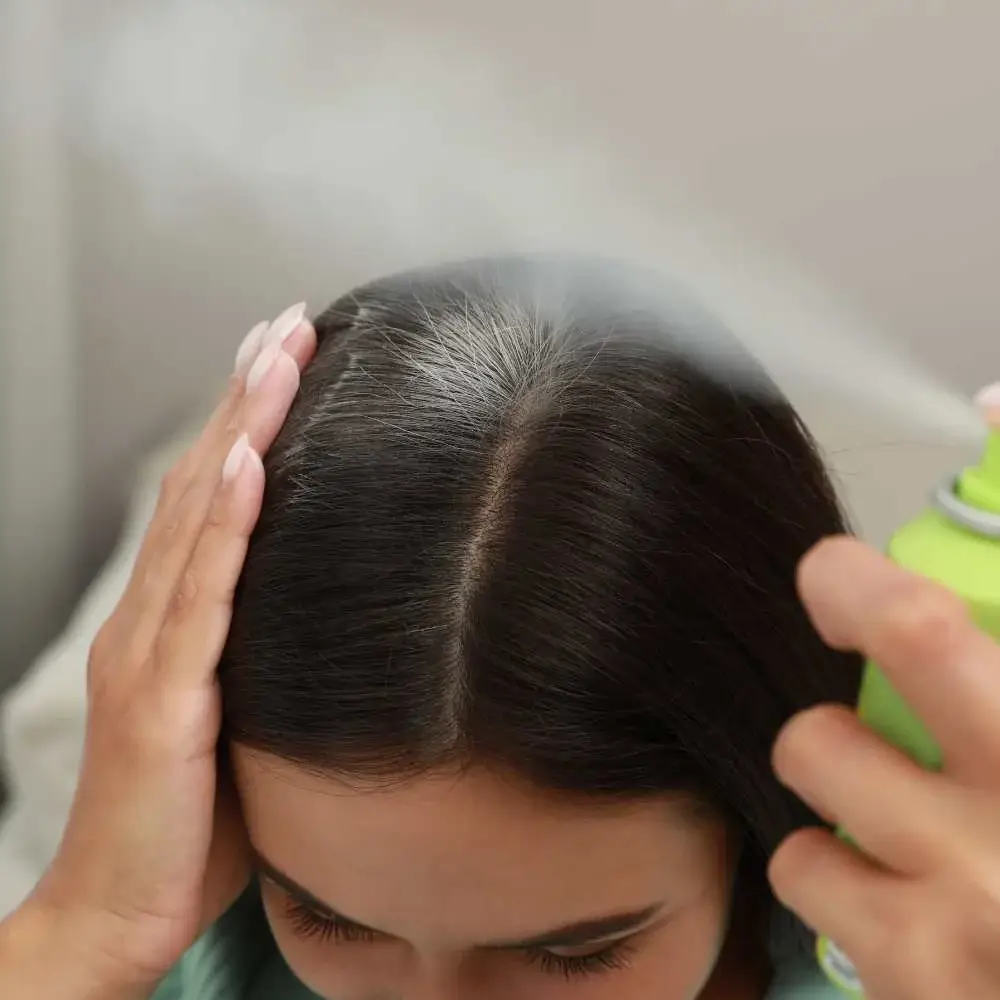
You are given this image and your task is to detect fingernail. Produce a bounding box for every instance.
[267,301,307,346]
[235,321,268,377]
[246,339,282,392]
[222,433,250,484]
[975,382,1000,411]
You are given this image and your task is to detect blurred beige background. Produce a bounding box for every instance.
[2,1,998,687]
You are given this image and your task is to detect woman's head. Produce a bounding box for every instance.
[222,255,860,999]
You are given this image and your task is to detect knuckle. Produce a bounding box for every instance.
[900,895,971,985]
[159,511,182,542]
[116,701,170,759]
[123,683,215,761]
[158,463,189,506]
[204,490,228,530]
[88,629,146,702]
[88,623,131,689]
[89,621,117,668]
[856,888,911,965]
[157,478,205,548]
[171,569,201,618]
[847,885,999,995]
[873,884,999,988]
[154,478,192,540]
[86,643,107,695]
[878,915,931,989]
[872,581,967,659]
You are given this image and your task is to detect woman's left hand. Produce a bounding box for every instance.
[769,536,1000,1000]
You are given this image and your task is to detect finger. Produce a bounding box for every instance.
[156,349,302,675]
[280,314,318,373]
[167,300,312,490]
[156,316,268,494]
[154,438,265,688]
[773,704,949,873]
[128,352,294,658]
[117,367,246,621]
[768,827,900,988]
[123,311,312,653]
[146,304,309,512]
[204,311,313,482]
[798,536,1000,784]
[144,312,277,523]
[123,305,310,614]
[115,315,270,628]
[195,310,313,474]
[239,339,305,459]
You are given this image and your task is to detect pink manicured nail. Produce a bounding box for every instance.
[246,339,282,392]
[235,321,268,377]
[222,433,250,484]
[975,382,1000,411]
[267,301,307,345]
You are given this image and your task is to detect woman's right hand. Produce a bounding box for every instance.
[0,305,317,999]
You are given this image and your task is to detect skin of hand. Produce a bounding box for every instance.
[0,307,317,1000]
[769,536,1000,1000]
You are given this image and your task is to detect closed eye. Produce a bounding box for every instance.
[280,893,638,980]
[283,897,377,944]
[522,940,636,978]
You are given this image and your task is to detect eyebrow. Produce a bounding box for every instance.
[252,850,663,950]
[490,904,664,950]
[254,851,360,923]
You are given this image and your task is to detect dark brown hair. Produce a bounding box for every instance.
[221,254,861,947]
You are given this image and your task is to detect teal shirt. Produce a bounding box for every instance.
[150,889,842,999]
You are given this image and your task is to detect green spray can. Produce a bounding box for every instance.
[816,422,1000,995]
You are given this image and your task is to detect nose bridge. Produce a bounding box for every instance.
[379,950,468,1000]
[410,965,464,1000]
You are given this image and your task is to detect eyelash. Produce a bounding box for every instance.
[284,899,375,944]
[522,941,635,979]
[282,899,635,979]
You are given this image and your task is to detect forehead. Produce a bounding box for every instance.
[231,748,728,945]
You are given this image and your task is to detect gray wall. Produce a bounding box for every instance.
[1,0,78,685]
[3,1,999,685]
